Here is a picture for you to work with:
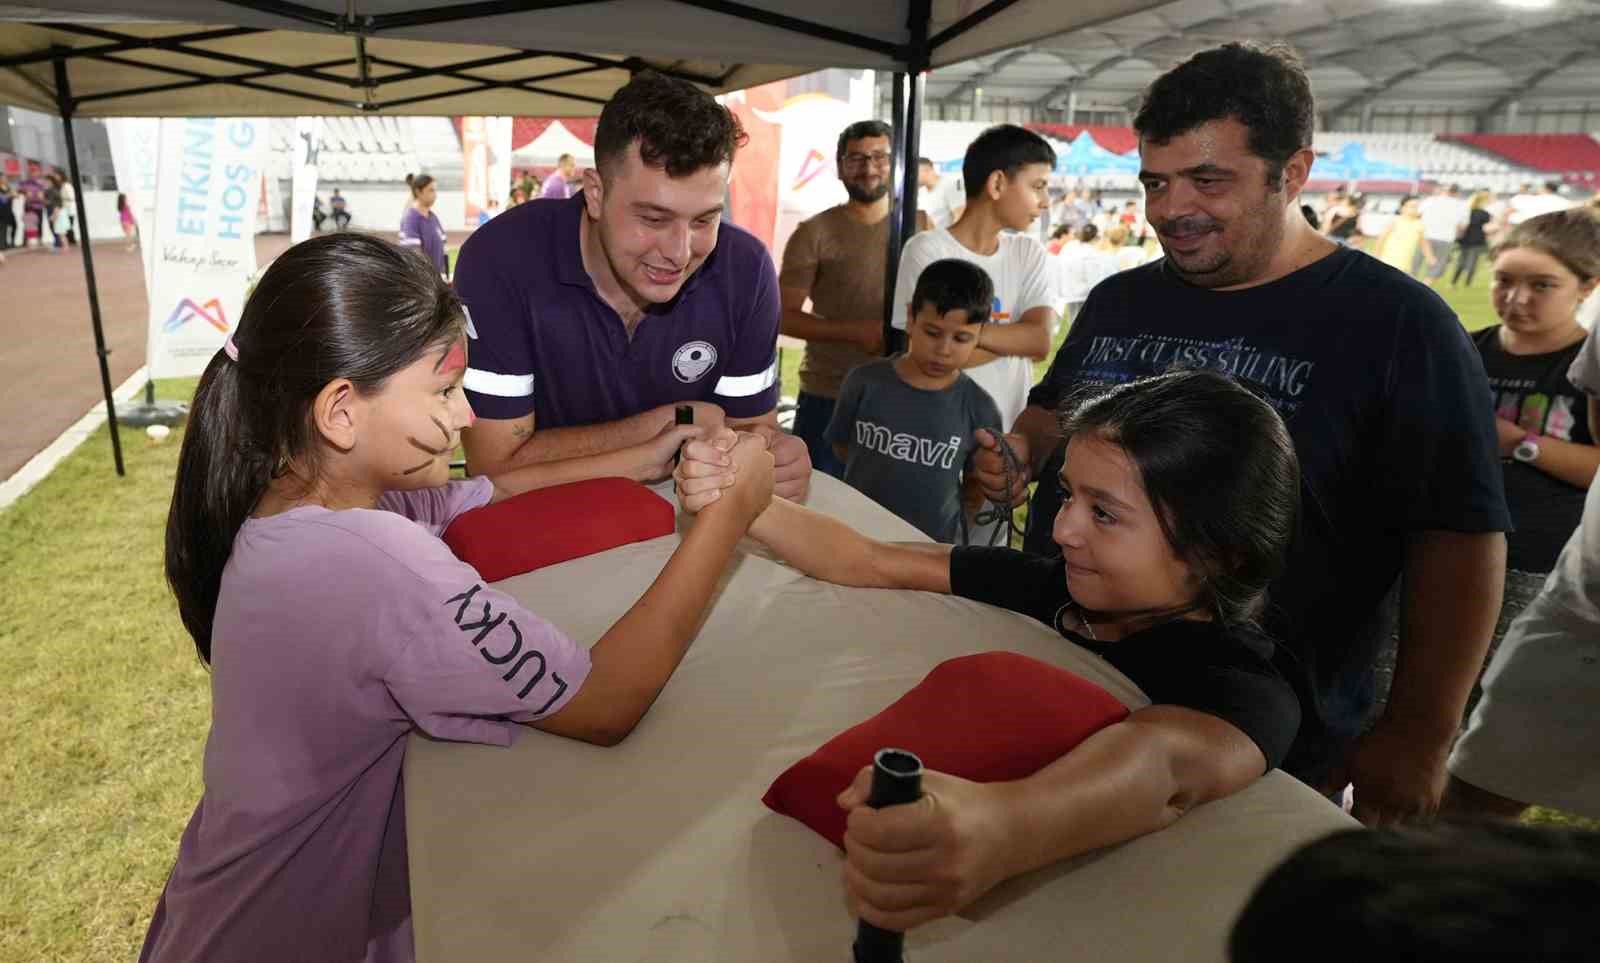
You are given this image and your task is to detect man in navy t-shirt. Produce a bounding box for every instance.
[455,71,810,498]
[974,42,1510,824]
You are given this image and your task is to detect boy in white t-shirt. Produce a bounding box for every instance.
[891,125,1060,433]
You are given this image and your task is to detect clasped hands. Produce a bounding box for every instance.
[675,423,811,507]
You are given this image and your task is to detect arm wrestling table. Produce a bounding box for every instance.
[405,472,1356,962]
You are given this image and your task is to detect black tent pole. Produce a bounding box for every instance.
[881,69,906,354]
[881,0,930,356]
[898,71,924,268]
[53,51,125,476]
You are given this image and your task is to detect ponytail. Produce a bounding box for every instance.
[165,351,279,663]
[163,232,465,665]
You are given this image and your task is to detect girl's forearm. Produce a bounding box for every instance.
[1526,435,1600,491]
[989,722,1191,881]
[748,498,952,592]
[536,499,748,745]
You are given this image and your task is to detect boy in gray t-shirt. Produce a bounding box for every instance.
[827,259,1003,543]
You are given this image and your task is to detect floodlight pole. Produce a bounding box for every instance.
[53,50,125,477]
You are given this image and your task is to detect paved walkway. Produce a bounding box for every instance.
[0,231,469,483]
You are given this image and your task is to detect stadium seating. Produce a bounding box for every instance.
[1442,134,1600,190]
[1312,132,1534,192]
[265,115,424,185]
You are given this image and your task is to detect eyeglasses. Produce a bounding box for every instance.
[842,151,893,169]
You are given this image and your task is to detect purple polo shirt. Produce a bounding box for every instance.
[538,172,572,199]
[453,193,781,427]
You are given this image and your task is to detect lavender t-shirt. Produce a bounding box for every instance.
[140,478,590,963]
[398,205,447,276]
[538,171,571,199]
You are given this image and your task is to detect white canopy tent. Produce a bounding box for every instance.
[1,0,1167,474]
[510,122,594,168]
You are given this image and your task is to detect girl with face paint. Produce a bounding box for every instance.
[148,232,774,962]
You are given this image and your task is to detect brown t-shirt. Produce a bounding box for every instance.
[778,205,889,398]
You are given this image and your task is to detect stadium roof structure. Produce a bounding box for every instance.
[924,0,1600,122]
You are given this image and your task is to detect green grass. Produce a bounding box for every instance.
[0,378,206,963]
[0,270,1586,963]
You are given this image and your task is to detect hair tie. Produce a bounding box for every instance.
[223,334,240,362]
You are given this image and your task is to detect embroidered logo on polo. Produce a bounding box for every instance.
[672,340,718,383]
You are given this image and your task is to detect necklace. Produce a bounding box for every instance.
[1055,603,1099,642]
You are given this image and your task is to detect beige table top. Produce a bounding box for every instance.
[406,473,1355,962]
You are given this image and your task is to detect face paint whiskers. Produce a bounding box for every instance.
[401,415,453,475]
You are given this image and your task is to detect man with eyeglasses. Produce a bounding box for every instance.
[778,120,896,478]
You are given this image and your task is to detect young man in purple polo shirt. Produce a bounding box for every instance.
[455,70,810,498]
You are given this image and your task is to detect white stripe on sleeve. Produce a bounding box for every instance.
[463,368,535,398]
[713,366,777,398]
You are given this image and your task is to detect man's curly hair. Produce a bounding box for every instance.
[595,70,748,179]
[1134,42,1314,187]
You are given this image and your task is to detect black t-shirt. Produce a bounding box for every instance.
[1460,208,1492,247]
[1024,248,1510,780]
[1473,325,1593,573]
[950,546,1301,771]
[1327,207,1359,240]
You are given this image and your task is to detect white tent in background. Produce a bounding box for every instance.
[510,121,594,169]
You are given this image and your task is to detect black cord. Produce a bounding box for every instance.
[960,430,1021,548]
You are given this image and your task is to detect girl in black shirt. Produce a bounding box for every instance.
[677,369,1303,932]
[1451,190,1495,287]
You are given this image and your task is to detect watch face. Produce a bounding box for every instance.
[1514,439,1539,462]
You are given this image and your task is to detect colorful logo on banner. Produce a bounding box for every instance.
[163,297,229,334]
[792,149,827,192]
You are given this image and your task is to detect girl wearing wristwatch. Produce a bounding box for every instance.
[1471,209,1600,648]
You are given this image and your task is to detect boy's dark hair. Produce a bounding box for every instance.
[961,124,1056,200]
[166,233,465,664]
[910,259,993,324]
[1059,369,1300,627]
[836,120,893,165]
[594,70,747,179]
[1230,824,1600,963]
[1133,42,1314,188]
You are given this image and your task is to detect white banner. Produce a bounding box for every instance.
[290,116,321,244]
[104,117,160,289]
[145,117,267,379]
[486,115,512,216]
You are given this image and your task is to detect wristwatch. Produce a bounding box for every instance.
[1513,433,1541,464]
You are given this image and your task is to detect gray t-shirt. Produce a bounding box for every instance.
[140,477,591,963]
[826,358,1002,543]
[1549,327,1600,623]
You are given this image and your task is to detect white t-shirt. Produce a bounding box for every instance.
[891,228,1056,430]
[1056,241,1097,303]
[1579,287,1599,332]
[917,178,963,230]
[1418,195,1467,243]
[1510,192,1572,225]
